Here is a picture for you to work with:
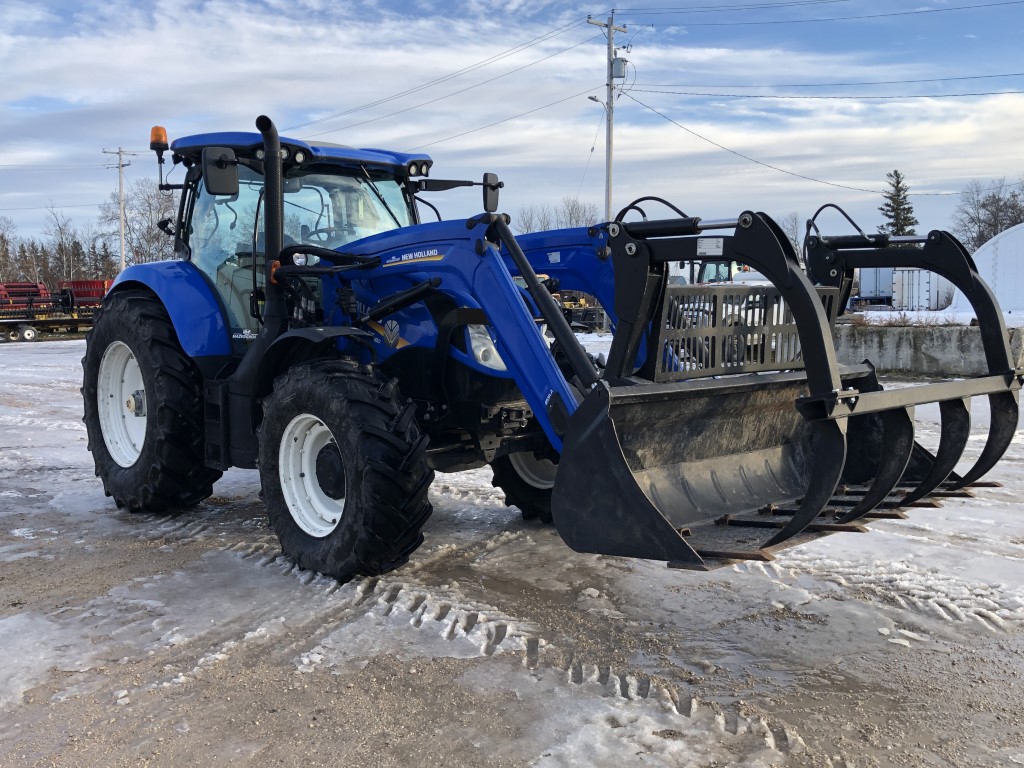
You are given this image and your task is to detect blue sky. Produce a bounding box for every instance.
[1,0,1022,241]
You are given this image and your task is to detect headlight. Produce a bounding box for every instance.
[408,162,419,176]
[467,324,506,371]
[292,254,307,266]
[294,150,306,164]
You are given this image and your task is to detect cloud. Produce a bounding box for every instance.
[0,0,1021,237]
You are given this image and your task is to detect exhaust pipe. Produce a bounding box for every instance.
[256,114,286,324]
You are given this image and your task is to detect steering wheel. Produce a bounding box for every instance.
[304,226,347,243]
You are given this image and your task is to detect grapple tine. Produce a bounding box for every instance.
[948,391,1019,489]
[837,407,915,524]
[762,419,846,547]
[900,398,971,505]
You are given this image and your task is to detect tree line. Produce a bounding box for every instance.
[0,171,1020,288]
[0,179,174,285]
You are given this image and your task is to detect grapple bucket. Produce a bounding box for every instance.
[536,212,1022,569]
[551,376,849,568]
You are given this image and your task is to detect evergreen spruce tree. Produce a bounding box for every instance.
[878,169,919,237]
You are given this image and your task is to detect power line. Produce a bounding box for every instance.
[629,88,1024,99]
[619,1,854,12]
[616,0,1024,24]
[285,16,594,132]
[0,202,105,211]
[623,91,1009,197]
[301,33,603,139]
[575,110,607,201]
[635,72,1024,89]
[0,164,111,170]
[409,87,602,150]
[624,91,881,194]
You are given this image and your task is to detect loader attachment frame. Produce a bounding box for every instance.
[496,211,1021,569]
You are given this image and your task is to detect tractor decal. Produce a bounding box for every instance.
[366,318,409,348]
[382,248,442,267]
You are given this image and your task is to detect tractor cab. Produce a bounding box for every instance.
[149,126,502,347]
[150,128,429,344]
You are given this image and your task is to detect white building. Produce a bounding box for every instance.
[951,222,1024,313]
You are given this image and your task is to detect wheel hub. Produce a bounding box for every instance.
[96,341,147,468]
[278,414,346,538]
[509,451,557,490]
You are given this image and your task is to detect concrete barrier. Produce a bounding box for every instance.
[833,325,1024,376]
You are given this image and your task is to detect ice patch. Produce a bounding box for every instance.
[0,614,96,709]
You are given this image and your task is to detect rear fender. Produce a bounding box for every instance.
[110,261,232,357]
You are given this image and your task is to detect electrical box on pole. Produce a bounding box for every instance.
[612,57,628,79]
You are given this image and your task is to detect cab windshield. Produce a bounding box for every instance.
[189,165,412,259]
[187,164,413,337]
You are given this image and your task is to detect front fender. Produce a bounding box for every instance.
[253,327,374,397]
[110,261,232,357]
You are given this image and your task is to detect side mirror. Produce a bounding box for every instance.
[482,172,503,213]
[157,218,174,236]
[201,147,239,196]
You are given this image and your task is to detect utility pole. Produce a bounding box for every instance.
[103,147,139,272]
[587,12,627,223]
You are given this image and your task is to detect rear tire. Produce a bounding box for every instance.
[20,325,38,342]
[82,290,222,511]
[491,451,557,523]
[6,327,21,342]
[258,360,434,581]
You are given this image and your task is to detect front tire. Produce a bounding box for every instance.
[82,290,222,511]
[259,360,433,581]
[491,451,557,523]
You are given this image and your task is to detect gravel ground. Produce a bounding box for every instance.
[1,339,1023,767]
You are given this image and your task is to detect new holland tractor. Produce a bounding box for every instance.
[82,115,1021,581]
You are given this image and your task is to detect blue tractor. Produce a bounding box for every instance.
[82,115,1021,581]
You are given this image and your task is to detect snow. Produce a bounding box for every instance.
[1,339,1023,765]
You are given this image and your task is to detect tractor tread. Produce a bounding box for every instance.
[259,360,434,582]
[82,289,222,513]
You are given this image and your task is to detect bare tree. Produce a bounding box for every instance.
[98,178,177,266]
[775,211,802,255]
[0,216,16,282]
[555,197,600,229]
[45,206,82,282]
[512,203,556,234]
[512,197,600,234]
[951,177,1024,252]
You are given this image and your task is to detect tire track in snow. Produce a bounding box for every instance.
[292,574,802,761]
[737,558,1024,633]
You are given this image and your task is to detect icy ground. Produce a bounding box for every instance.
[1,339,1024,767]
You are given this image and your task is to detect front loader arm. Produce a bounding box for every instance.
[466,215,592,451]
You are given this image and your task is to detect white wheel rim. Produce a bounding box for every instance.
[509,451,557,490]
[97,341,147,468]
[22,327,36,341]
[279,413,345,538]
